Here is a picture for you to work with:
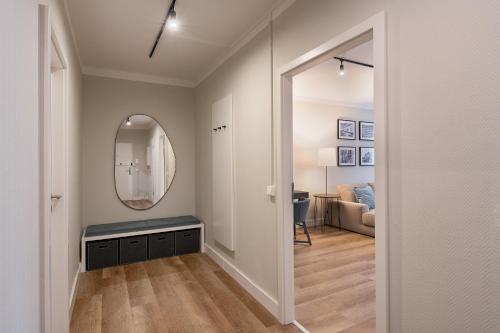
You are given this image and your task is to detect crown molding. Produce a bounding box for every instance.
[293,95,374,111]
[82,66,195,88]
[194,0,296,87]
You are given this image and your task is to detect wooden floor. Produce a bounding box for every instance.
[294,227,375,333]
[123,199,154,209]
[71,253,301,333]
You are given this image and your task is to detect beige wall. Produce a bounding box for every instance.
[195,28,277,297]
[82,75,195,226]
[196,0,500,331]
[293,101,374,221]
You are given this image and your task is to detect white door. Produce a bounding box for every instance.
[49,41,69,333]
[115,142,134,200]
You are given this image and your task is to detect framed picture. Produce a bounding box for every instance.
[337,146,356,166]
[359,147,375,166]
[359,121,374,141]
[337,119,356,140]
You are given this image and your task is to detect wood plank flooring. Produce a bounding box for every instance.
[71,253,301,333]
[294,227,375,333]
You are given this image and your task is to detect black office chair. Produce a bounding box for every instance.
[294,198,312,245]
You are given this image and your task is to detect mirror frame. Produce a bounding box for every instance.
[113,114,176,211]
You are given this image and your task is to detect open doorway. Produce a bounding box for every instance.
[276,13,387,333]
[292,39,375,332]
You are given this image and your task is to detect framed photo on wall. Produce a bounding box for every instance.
[337,119,356,140]
[359,121,374,141]
[337,146,356,166]
[359,147,375,166]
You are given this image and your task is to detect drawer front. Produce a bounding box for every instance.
[175,229,200,256]
[148,232,175,259]
[119,236,148,265]
[87,239,119,271]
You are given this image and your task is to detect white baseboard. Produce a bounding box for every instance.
[293,320,310,333]
[204,243,279,318]
[69,262,81,317]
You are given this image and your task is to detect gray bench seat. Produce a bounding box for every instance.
[85,215,201,238]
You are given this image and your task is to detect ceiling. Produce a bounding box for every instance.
[293,40,374,110]
[120,115,156,130]
[66,0,285,87]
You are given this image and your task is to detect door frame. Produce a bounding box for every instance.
[39,4,70,332]
[275,12,388,332]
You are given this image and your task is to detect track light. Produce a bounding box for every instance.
[149,0,179,58]
[334,56,374,76]
[126,117,131,126]
[339,61,345,76]
[166,9,177,29]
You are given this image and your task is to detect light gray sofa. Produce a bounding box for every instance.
[332,183,375,237]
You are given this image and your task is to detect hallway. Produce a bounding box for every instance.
[71,254,300,333]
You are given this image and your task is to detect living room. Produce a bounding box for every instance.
[292,39,376,332]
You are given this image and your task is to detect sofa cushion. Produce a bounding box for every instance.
[362,210,375,227]
[353,186,375,209]
[338,183,368,202]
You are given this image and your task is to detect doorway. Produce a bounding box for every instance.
[276,12,388,333]
[40,6,70,332]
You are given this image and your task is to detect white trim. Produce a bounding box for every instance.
[81,223,205,272]
[69,262,81,317]
[293,95,374,111]
[292,321,310,333]
[194,0,296,86]
[82,66,195,88]
[275,12,388,332]
[204,243,279,317]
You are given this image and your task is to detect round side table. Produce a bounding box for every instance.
[313,193,341,232]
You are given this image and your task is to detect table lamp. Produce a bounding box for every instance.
[318,148,336,195]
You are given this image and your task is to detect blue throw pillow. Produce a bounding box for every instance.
[353,186,375,209]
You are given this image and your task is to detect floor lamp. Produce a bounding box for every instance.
[318,148,337,195]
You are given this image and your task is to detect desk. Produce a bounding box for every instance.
[293,190,309,200]
[313,193,341,232]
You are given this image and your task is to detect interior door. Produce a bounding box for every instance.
[115,142,134,200]
[49,42,69,333]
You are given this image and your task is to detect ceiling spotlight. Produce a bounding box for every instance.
[166,9,177,29]
[126,117,131,126]
[339,60,345,76]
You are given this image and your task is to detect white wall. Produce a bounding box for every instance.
[196,0,500,331]
[0,1,40,331]
[293,100,374,220]
[82,75,195,226]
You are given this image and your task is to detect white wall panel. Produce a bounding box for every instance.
[211,95,235,251]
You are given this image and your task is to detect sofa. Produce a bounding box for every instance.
[333,183,375,237]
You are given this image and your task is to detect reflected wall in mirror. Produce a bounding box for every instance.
[115,115,176,210]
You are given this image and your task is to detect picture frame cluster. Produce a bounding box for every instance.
[337,119,375,167]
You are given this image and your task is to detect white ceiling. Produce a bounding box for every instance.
[120,115,156,130]
[66,0,285,86]
[293,40,374,110]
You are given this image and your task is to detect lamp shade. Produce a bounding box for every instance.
[318,147,337,166]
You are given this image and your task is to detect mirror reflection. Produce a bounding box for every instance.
[115,115,175,210]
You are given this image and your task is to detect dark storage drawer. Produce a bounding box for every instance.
[119,236,148,264]
[87,239,119,271]
[175,229,200,256]
[148,232,175,259]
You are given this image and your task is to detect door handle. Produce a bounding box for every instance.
[51,194,63,200]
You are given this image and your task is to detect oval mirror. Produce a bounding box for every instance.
[115,114,176,210]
